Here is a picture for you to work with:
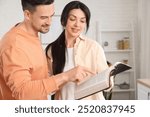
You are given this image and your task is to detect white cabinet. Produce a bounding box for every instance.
[137,79,150,100]
[99,26,136,100]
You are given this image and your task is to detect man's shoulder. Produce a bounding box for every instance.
[0,26,24,54]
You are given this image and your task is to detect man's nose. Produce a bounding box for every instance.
[46,17,52,25]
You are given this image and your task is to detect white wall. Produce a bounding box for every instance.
[0,0,23,38]
[138,0,150,79]
[0,0,137,39]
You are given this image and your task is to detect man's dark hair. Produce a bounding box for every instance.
[21,0,54,12]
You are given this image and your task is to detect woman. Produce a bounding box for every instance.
[45,1,114,100]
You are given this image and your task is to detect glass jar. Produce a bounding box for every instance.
[123,37,130,49]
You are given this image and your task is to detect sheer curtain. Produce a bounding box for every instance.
[138,0,150,78]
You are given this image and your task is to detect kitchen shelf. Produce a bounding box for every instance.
[104,49,133,53]
[98,23,136,100]
[112,87,135,93]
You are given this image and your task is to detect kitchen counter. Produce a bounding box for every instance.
[137,79,150,88]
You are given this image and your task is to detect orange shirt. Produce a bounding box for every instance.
[0,25,58,100]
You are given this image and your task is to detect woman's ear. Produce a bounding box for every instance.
[61,22,66,30]
[61,21,66,27]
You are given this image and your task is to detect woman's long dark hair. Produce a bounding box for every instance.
[45,1,91,75]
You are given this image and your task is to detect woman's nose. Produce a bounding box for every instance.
[74,20,80,27]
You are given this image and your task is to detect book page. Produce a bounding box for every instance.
[75,68,111,99]
[75,62,131,100]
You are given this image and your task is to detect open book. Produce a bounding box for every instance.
[75,62,132,100]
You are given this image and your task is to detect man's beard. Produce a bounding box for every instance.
[40,25,50,34]
[40,28,49,34]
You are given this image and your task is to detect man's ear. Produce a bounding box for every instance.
[24,10,31,20]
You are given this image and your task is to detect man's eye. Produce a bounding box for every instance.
[40,17,47,19]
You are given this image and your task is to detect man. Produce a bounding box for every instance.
[0,0,93,100]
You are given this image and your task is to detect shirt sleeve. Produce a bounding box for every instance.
[1,47,58,99]
[46,47,53,76]
[95,43,108,72]
[95,43,114,91]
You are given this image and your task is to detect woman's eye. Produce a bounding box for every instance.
[70,18,75,21]
[81,20,86,23]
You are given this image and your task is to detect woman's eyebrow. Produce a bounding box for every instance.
[69,14,86,19]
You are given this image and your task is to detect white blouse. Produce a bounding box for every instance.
[60,48,76,100]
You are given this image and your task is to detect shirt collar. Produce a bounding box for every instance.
[77,34,86,41]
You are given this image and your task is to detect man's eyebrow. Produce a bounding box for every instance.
[51,12,55,17]
[40,12,55,18]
